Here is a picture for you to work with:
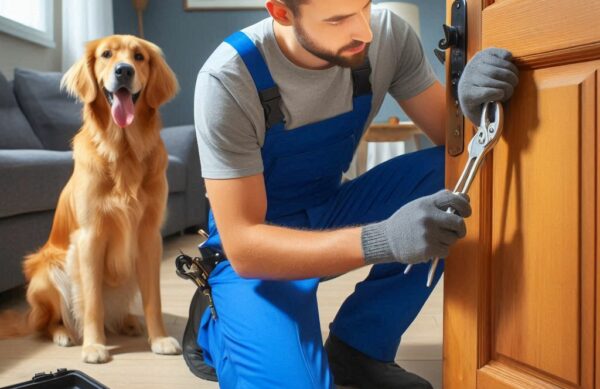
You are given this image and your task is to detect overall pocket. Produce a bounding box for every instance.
[264,134,356,192]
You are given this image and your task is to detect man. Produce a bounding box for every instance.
[187,0,518,387]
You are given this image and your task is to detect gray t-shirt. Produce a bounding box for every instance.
[194,8,437,179]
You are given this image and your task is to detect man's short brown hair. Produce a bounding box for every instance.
[280,0,308,16]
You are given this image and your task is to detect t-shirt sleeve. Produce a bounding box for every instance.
[387,14,437,101]
[194,71,264,179]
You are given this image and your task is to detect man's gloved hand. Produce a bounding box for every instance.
[458,47,519,125]
[361,190,472,265]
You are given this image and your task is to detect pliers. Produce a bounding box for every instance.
[176,251,219,319]
[404,101,505,287]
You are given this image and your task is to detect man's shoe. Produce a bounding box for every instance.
[182,288,218,382]
[324,333,433,389]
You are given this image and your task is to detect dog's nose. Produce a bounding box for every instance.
[115,63,135,82]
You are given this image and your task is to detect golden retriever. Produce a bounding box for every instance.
[0,35,181,363]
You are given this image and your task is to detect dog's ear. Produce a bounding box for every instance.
[61,40,98,103]
[144,41,179,109]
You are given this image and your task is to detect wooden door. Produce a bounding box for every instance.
[443,1,600,388]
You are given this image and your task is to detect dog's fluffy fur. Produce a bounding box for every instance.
[0,35,181,363]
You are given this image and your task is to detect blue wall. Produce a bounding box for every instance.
[113,0,445,127]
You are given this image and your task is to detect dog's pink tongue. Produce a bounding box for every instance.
[111,89,135,128]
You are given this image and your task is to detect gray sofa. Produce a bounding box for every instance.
[0,68,207,294]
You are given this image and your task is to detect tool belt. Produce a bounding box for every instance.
[175,246,224,319]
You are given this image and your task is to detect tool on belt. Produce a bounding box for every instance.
[404,101,505,287]
[175,247,223,319]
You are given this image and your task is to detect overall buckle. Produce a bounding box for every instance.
[259,86,285,129]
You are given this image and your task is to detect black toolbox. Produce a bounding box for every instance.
[1,368,108,388]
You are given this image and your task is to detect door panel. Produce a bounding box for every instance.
[485,62,597,388]
[483,0,600,60]
[443,1,599,388]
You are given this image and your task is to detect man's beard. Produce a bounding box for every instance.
[294,22,369,69]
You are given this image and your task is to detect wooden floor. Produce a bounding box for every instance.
[0,233,443,388]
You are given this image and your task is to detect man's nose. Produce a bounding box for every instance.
[115,63,135,83]
[351,11,373,43]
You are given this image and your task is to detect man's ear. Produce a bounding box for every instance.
[266,0,294,26]
[144,41,179,109]
[61,40,98,103]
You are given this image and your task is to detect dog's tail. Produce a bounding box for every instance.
[0,301,66,340]
[0,283,66,339]
[0,308,33,339]
[0,245,71,340]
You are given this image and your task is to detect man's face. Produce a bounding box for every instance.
[292,0,373,68]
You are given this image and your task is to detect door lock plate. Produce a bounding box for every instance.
[440,0,467,156]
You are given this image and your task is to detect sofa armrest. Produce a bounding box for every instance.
[160,125,207,230]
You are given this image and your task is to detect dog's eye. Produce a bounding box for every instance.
[101,50,112,59]
[134,53,144,61]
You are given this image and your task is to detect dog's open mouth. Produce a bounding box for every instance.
[103,87,141,128]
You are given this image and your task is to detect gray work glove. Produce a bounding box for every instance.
[361,190,472,265]
[458,47,519,125]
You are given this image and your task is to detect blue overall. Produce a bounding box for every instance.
[197,31,445,388]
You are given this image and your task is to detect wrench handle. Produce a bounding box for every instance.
[425,206,457,287]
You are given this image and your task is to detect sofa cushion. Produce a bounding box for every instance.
[167,155,186,193]
[0,151,185,218]
[13,68,82,151]
[0,72,43,149]
[0,150,74,218]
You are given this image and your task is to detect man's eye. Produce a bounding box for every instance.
[134,53,144,61]
[101,50,112,58]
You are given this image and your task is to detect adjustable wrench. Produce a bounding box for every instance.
[404,101,504,286]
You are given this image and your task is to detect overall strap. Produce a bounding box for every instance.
[224,31,285,129]
[224,31,373,129]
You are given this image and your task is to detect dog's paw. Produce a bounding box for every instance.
[82,343,110,363]
[52,327,75,347]
[120,314,143,337]
[150,336,182,355]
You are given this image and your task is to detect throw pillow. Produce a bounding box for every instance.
[14,68,82,151]
[0,72,43,149]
